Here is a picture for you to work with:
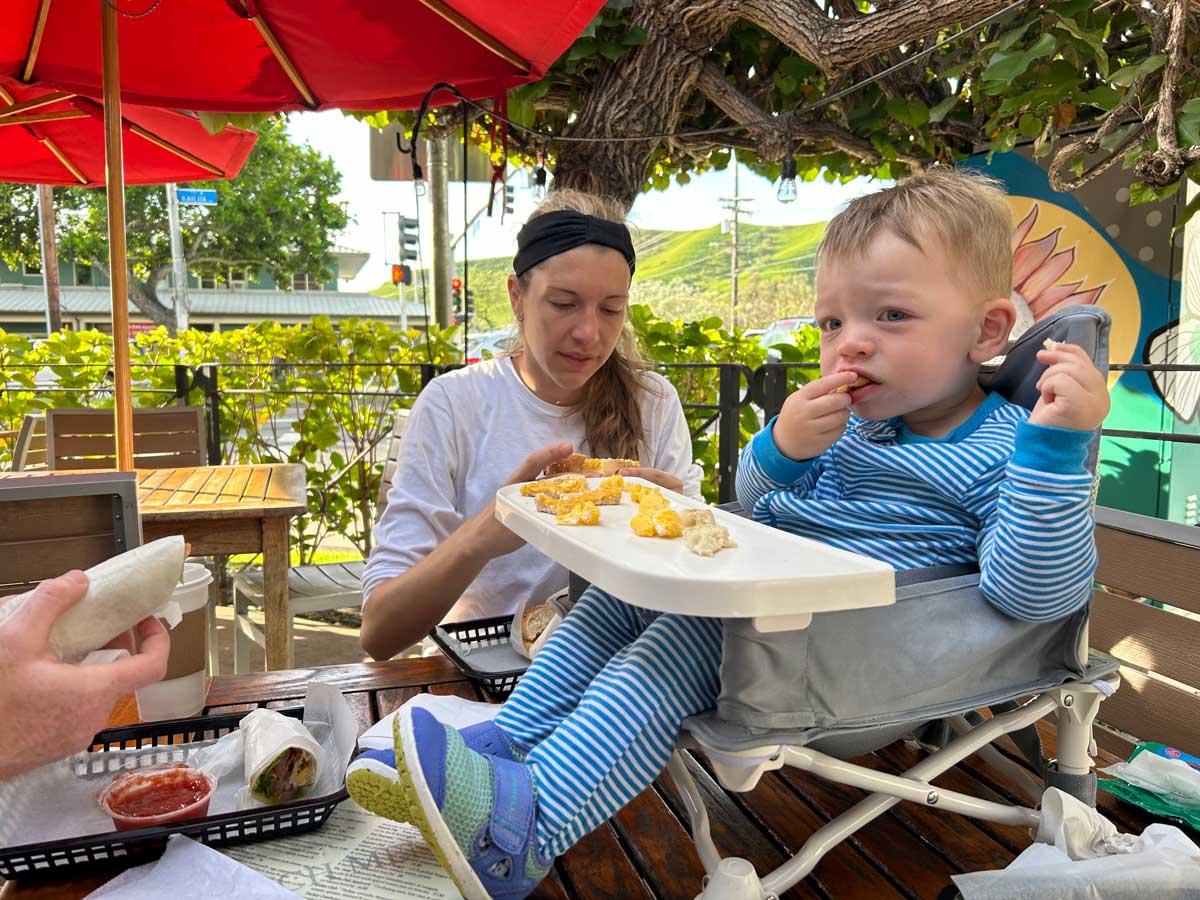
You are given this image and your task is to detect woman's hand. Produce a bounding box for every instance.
[617,466,683,493]
[466,441,577,558]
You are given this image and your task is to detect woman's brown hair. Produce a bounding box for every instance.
[510,189,656,459]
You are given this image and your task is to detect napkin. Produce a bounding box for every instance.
[84,834,300,899]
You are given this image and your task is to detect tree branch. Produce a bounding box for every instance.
[1137,0,1200,185]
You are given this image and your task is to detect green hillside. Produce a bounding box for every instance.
[370,220,826,331]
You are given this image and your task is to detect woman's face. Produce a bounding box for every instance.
[508,243,631,405]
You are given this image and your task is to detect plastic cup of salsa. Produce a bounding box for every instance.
[98,763,217,831]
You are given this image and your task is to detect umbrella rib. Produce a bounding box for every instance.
[127,123,225,176]
[0,110,88,128]
[247,12,318,108]
[0,91,76,119]
[416,0,531,74]
[23,0,53,83]
[42,136,89,184]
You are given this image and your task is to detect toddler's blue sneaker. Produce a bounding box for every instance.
[347,718,525,823]
[394,706,551,900]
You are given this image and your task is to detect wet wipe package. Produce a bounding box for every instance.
[1099,742,1200,831]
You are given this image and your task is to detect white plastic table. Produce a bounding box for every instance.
[495,477,895,631]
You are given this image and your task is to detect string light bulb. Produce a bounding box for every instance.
[777,155,798,204]
[532,154,548,200]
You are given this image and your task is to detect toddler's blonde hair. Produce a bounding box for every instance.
[818,167,1013,302]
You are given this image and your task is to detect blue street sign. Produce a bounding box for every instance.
[176,188,218,206]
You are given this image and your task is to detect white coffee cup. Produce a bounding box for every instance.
[135,561,213,721]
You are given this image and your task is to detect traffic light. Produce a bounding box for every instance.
[452,277,463,313]
[465,287,475,319]
[391,264,412,286]
[503,184,515,217]
[399,216,419,262]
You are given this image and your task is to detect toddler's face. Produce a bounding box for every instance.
[815,229,996,431]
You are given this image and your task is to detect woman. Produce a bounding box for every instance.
[360,190,702,660]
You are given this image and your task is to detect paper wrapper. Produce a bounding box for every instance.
[509,589,569,660]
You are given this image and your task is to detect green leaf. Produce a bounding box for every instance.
[1017,113,1042,137]
[1052,15,1108,77]
[884,97,929,128]
[1075,85,1122,111]
[1109,53,1166,87]
[928,95,958,123]
[1171,189,1200,239]
[981,33,1057,85]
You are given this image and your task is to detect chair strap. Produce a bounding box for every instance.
[894,562,979,587]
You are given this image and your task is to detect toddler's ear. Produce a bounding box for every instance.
[970,297,1016,363]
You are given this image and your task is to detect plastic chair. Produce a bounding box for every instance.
[670,306,1120,899]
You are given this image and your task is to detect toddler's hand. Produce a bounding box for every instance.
[1028,342,1110,432]
[772,371,856,461]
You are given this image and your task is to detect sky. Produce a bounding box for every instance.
[285,110,885,293]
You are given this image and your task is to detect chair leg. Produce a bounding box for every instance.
[233,583,253,675]
[666,751,722,875]
[1044,682,1108,806]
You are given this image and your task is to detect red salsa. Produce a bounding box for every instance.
[101,763,214,830]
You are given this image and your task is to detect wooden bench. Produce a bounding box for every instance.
[1089,505,1200,760]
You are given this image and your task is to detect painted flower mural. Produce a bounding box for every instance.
[1010,203,1108,337]
[1145,237,1200,423]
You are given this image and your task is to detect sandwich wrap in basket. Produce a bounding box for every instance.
[240,708,323,805]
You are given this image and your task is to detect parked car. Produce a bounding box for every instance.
[465,327,518,364]
[759,316,817,361]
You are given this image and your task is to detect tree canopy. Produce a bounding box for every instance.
[0,119,347,329]
[378,0,1199,227]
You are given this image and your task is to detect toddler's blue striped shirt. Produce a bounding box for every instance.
[736,391,1097,621]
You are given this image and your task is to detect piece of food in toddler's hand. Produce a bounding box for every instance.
[241,708,321,805]
[683,523,737,557]
[679,508,716,529]
[522,603,556,647]
[834,374,872,394]
[556,501,600,526]
[520,474,587,497]
[1042,338,1057,351]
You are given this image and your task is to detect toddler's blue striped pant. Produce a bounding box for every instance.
[495,586,723,857]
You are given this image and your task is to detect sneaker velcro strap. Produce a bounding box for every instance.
[488,756,536,856]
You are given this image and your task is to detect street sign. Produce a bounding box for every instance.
[177,188,218,206]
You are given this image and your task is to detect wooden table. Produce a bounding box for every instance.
[136,463,307,671]
[0,658,1168,900]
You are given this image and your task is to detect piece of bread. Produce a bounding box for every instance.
[543,455,639,477]
[556,501,600,526]
[679,508,715,529]
[834,375,871,394]
[683,524,737,557]
[521,603,556,646]
[520,474,587,497]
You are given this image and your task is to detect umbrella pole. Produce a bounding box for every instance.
[101,2,134,470]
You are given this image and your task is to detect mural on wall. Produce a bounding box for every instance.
[1145,219,1200,424]
[967,150,1186,519]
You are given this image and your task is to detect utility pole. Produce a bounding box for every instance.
[429,136,454,329]
[718,164,753,330]
[35,185,61,333]
[165,183,190,331]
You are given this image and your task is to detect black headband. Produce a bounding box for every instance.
[513,210,636,278]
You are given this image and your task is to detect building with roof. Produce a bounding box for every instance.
[0,252,426,335]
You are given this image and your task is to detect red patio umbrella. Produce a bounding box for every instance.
[2,0,601,112]
[0,76,257,187]
[2,0,604,468]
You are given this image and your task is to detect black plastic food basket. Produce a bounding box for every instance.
[431,615,530,699]
[0,706,349,880]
